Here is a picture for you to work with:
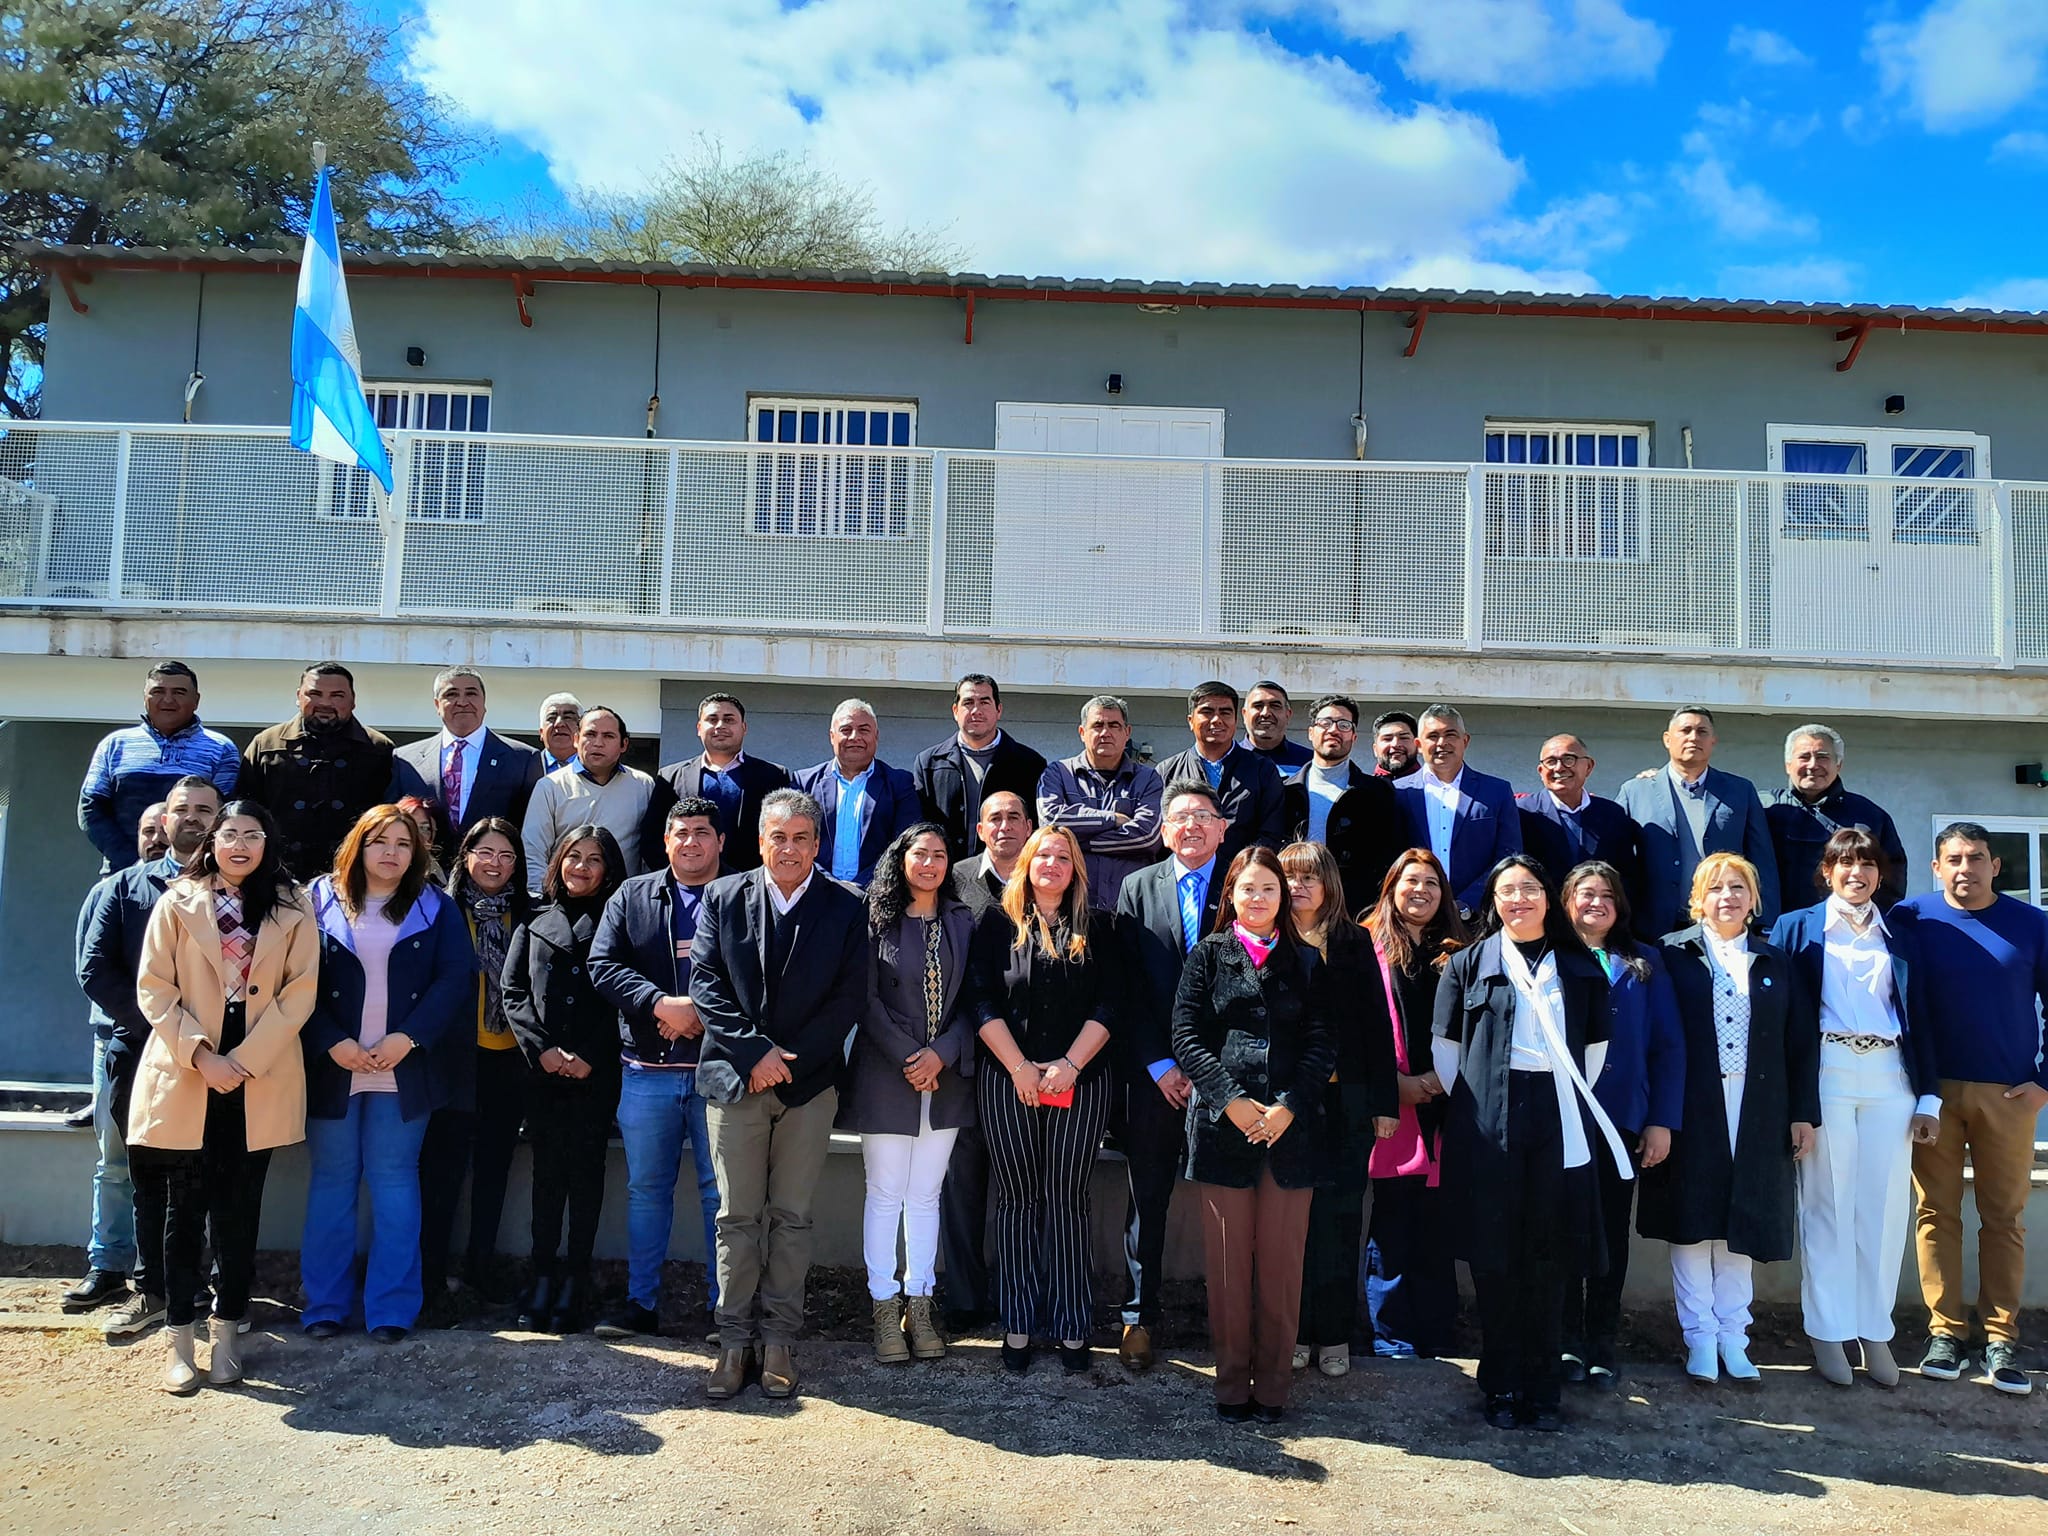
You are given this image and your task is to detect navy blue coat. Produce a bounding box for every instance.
[302,879,479,1122]
[1764,783,1909,917]
[789,757,923,886]
[1393,766,1524,915]
[1769,902,1939,1100]
[77,855,182,1124]
[1592,942,1686,1137]
[587,867,729,1067]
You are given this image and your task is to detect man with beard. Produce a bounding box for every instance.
[1371,711,1422,781]
[239,663,395,878]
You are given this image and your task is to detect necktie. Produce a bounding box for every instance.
[442,738,466,822]
[1179,871,1201,953]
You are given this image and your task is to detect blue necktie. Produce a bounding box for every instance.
[1179,871,1202,953]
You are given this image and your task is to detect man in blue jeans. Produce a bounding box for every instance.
[588,796,729,1339]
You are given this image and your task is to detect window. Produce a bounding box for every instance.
[1928,815,2048,908]
[1769,425,1990,546]
[1482,423,1647,560]
[747,397,916,538]
[326,384,492,523]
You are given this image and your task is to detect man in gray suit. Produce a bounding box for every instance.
[388,665,542,849]
[1616,705,1780,940]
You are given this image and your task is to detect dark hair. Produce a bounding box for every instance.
[1474,854,1589,958]
[332,804,436,924]
[1248,680,1289,702]
[449,816,533,924]
[1371,710,1419,735]
[867,822,957,934]
[1818,827,1891,891]
[166,773,220,800]
[1934,820,1993,858]
[1308,694,1359,725]
[666,795,725,835]
[541,824,628,908]
[1187,680,1239,712]
[578,705,630,741]
[1670,704,1716,727]
[1364,848,1469,974]
[301,662,355,686]
[182,799,301,932]
[1161,779,1224,817]
[1561,860,1649,979]
[698,692,746,720]
[147,661,198,686]
[1212,847,1302,946]
[955,673,1001,706]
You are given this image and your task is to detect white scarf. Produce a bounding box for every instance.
[1497,938,1635,1179]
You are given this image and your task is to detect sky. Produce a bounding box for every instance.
[371,0,2048,311]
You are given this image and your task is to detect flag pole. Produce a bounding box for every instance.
[313,140,327,173]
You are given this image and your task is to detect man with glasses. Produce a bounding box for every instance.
[1281,693,1403,912]
[1392,704,1521,919]
[1516,733,1644,908]
[1038,694,1164,908]
[537,694,583,774]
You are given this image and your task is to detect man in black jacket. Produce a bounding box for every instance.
[1153,681,1285,872]
[913,674,1046,860]
[239,663,395,878]
[1281,693,1404,912]
[646,693,790,873]
[1764,723,1908,915]
[1515,732,1645,910]
[691,788,867,1402]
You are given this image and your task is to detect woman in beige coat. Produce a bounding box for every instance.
[130,799,318,1394]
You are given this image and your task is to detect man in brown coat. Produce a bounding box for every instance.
[239,663,395,879]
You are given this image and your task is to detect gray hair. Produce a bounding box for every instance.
[432,664,485,697]
[1081,693,1131,723]
[831,697,879,729]
[759,787,825,838]
[539,691,582,721]
[1417,704,1466,734]
[1784,722,1846,765]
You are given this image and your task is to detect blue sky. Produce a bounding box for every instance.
[374,1,2048,311]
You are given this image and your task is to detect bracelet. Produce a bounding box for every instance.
[1059,1055,1078,1074]
[1007,1060,1033,1077]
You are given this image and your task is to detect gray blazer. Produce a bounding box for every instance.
[835,904,978,1135]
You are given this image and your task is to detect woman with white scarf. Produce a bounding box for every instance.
[1432,854,1632,1432]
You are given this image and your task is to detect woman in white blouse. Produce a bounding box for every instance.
[1637,852,1820,1386]
[1769,829,1941,1387]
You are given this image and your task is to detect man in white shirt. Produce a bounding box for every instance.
[389,666,541,847]
[1392,704,1521,919]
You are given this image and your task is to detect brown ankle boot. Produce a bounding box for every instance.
[705,1346,754,1401]
[904,1295,946,1360]
[761,1343,798,1399]
[872,1297,911,1364]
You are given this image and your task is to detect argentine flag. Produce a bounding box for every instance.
[291,166,394,493]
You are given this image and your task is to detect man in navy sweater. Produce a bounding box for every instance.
[1898,822,2048,1396]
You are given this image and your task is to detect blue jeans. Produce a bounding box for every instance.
[615,1068,720,1312]
[88,1036,137,1273]
[301,1093,431,1331]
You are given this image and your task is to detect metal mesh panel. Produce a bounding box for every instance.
[2014,485,2048,664]
[942,456,995,631]
[0,424,119,600]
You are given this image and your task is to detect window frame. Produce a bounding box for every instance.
[1767,423,1992,546]
[320,381,493,525]
[1481,420,1651,563]
[743,394,920,541]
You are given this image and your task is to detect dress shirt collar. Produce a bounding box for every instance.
[1703,927,1750,965]
[1668,762,1709,794]
[765,870,813,915]
[1171,854,1217,884]
[702,751,747,774]
[1547,788,1589,815]
[957,731,1004,754]
[1823,893,1888,939]
[440,724,488,754]
[1421,765,1464,797]
[834,761,874,790]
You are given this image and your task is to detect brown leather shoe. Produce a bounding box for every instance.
[761,1343,798,1399]
[1120,1323,1154,1371]
[705,1346,754,1401]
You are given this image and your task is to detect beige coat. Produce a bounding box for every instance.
[128,879,320,1153]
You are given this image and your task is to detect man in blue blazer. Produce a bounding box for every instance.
[1516,732,1644,906]
[387,666,542,849]
[1616,706,1780,939]
[1391,704,1521,918]
[789,699,922,887]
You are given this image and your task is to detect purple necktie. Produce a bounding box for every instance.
[442,738,466,822]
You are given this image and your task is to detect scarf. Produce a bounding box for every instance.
[920,915,945,1045]
[465,888,513,1036]
[1234,923,1277,967]
[1496,937,1633,1178]
[214,882,253,1003]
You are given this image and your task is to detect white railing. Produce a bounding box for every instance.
[0,420,2038,670]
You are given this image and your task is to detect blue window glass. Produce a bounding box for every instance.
[778,410,797,442]
[448,396,468,432]
[891,412,911,447]
[798,410,819,445]
[424,394,448,431]
[1484,435,1504,463]
[1620,435,1638,467]
[758,409,775,441]
[468,396,489,432]
[845,411,867,446]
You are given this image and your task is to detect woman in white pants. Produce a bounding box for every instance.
[1638,853,1820,1386]
[837,825,977,1363]
[1769,829,1941,1387]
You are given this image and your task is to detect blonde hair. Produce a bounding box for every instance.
[1000,825,1090,959]
[1687,851,1762,924]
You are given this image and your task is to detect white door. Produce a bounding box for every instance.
[989,403,1224,637]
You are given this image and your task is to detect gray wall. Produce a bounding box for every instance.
[40,268,2048,475]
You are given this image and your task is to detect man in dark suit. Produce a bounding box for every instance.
[1153,680,1285,872]
[647,692,790,873]
[1111,779,1227,1369]
[691,788,867,1402]
[1516,732,1644,906]
[1282,692,1403,912]
[1616,705,1781,939]
[1391,704,1522,918]
[789,698,922,887]
[913,673,1047,860]
[1765,723,1908,916]
[387,666,542,850]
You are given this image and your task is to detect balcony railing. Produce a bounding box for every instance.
[1,420,2040,671]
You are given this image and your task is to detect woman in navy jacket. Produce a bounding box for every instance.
[301,806,478,1340]
[1558,859,1685,1392]
[1769,828,1939,1388]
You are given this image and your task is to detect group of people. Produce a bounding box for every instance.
[61,662,2045,1423]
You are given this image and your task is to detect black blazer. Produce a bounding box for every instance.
[1636,927,1819,1262]
[688,867,868,1105]
[1153,744,1286,870]
[913,733,1048,860]
[952,860,1008,919]
[967,906,1116,1084]
[1515,792,1645,910]
[838,905,979,1136]
[1171,932,1335,1189]
[388,729,543,845]
[502,904,622,1083]
[1281,763,1404,914]
[1770,903,1937,1100]
[645,754,793,873]
[1114,855,1223,1074]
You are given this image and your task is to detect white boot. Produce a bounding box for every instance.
[1720,1338,1761,1385]
[1684,1340,1718,1384]
[1860,1339,1900,1389]
[208,1316,244,1386]
[163,1322,201,1396]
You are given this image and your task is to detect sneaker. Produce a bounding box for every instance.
[1982,1342,2032,1396]
[102,1291,166,1337]
[62,1268,130,1313]
[594,1302,661,1340]
[1919,1335,1969,1381]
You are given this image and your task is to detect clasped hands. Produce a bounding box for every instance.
[192,1041,252,1094]
[1225,1096,1294,1146]
[327,1034,416,1075]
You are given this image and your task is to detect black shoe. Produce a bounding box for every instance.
[1001,1338,1033,1373]
[370,1325,408,1344]
[1059,1342,1091,1374]
[1560,1352,1587,1385]
[516,1273,555,1331]
[547,1273,584,1335]
[595,1302,661,1340]
[1483,1393,1518,1429]
[61,1268,129,1313]
[1251,1402,1285,1425]
[304,1319,345,1340]
[1586,1363,1618,1393]
[1215,1400,1254,1423]
[418,1291,460,1331]
[1523,1405,1566,1433]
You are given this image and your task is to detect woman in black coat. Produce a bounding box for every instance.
[1433,854,1629,1432]
[1279,841,1397,1377]
[1172,846,1336,1425]
[1637,851,1818,1387]
[503,824,627,1334]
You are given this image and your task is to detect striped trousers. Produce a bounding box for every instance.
[979,1068,1112,1341]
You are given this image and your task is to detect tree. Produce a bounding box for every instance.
[0,0,481,417]
[496,135,966,273]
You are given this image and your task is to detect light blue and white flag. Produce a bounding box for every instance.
[291,165,393,493]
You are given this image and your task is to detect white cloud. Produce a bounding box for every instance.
[1324,0,1667,92]
[1383,253,1602,294]
[1992,128,2048,158]
[1947,276,2048,310]
[1716,258,1859,301]
[1871,0,2048,130]
[1676,136,1818,242]
[1729,25,1809,67]
[407,0,1629,287]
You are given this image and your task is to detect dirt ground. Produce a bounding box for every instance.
[1,1248,2042,1536]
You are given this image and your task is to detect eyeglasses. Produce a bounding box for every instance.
[214,829,267,847]
[1537,754,1586,770]
[1310,718,1357,733]
[1165,811,1223,826]
[1494,883,1545,900]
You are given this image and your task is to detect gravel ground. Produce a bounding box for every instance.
[2,1248,2043,1536]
